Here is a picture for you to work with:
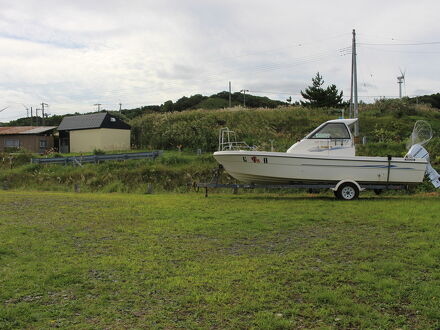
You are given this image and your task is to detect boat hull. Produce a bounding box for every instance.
[213,151,427,185]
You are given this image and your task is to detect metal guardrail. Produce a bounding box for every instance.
[31,151,162,165]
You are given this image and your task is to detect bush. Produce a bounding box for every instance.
[0,150,33,168]
[373,98,416,117]
[93,148,106,155]
[4,147,20,153]
[357,142,407,157]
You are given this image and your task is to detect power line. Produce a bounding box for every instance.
[358,41,440,46]
[201,33,350,65]
[357,45,440,54]
[250,90,296,95]
[356,32,429,43]
[100,47,351,98]
[250,90,406,99]
[92,44,351,99]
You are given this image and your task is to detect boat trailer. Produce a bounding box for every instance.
[195,166,407,200]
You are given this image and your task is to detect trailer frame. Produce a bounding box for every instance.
[195,166,408,200]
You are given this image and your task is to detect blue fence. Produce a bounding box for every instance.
[31,151,162,165]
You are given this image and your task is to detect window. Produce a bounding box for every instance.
[5,139,20,148]
[310,123,350,139]
[110,117,116,122]
[40,140,48,148]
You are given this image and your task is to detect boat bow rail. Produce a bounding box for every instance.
[218,127,255,151]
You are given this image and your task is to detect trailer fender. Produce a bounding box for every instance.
[331,180,365,192]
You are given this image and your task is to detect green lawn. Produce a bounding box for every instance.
[0,191,439,329]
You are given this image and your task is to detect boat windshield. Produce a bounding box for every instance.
[309,123,350,139]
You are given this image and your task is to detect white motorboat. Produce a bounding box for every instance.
[213,119,439,191]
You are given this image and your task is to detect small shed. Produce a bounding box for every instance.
[57,112,131,153]
[0,126,57,153]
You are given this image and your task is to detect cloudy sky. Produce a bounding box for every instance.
[1,0,440,121]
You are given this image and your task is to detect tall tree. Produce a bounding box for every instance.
[301,72,344,107]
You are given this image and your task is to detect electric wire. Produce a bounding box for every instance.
[200,32,350,64]
[357,45,440,54]
[358,41,440,46]
[99,46,352,99]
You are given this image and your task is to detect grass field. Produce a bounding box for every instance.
[1,191,439,329]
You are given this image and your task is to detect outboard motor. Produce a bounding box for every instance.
[405,144,440,188]
[405,120,439,188]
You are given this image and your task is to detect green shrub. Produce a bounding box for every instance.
[0,150,33,168]
[93,148,106,155]
[356,142,407,157]
[4,147,20,153]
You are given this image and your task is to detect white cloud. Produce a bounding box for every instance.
[0,0,440,121]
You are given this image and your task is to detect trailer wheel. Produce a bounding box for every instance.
[336,182,359,201]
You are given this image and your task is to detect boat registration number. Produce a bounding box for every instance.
[242,156,268,164]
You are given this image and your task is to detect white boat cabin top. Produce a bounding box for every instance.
[287,118,358,157]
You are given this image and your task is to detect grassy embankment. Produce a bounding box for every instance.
[0,152,220,193]
[1,100,440,192]
[0,191,439,328]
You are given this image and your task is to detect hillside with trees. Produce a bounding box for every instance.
[2,92,286,127]
[408,93,440,109]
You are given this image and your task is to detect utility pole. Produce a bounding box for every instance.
[350,29,359,137]
[22,104,30,122]
[41,103,48,126]
[228,81,232,107]
[35,108,41,126]
[30,107,33,126]
[94,103,102,112]
[119,103,122,113]
[240,89,249,107]
[349,45,354,119]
